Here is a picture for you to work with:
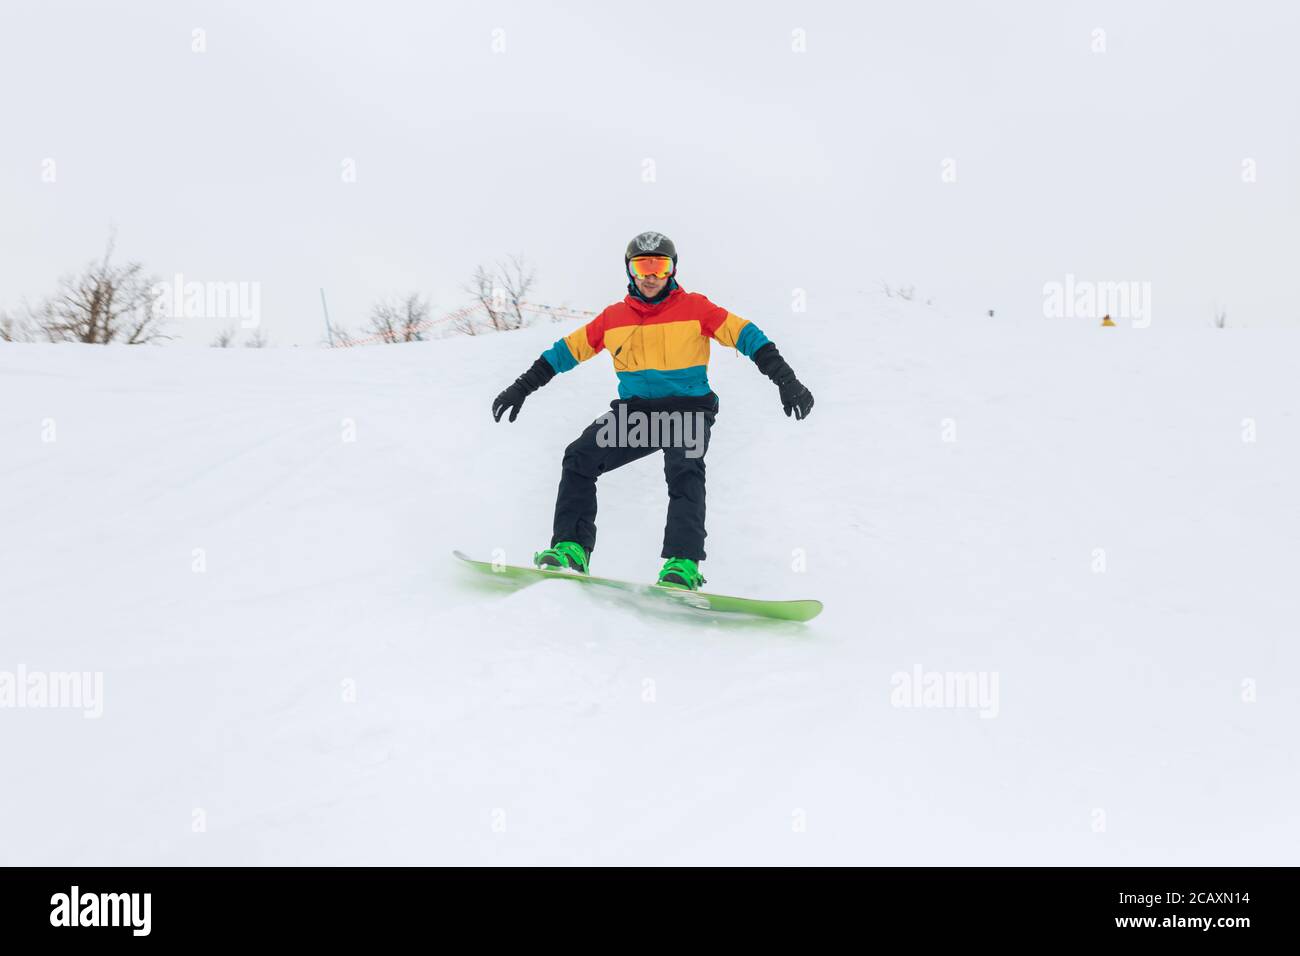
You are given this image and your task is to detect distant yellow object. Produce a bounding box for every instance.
[1101,314,1116,327]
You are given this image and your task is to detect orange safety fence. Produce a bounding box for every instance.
[334,300,598,348]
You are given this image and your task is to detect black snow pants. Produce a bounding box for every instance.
[551,392,719,561]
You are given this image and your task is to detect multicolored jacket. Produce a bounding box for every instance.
[540,285,771,399]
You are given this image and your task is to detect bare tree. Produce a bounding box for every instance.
[31,237,170,344]
[461,255,536,334]
[367,300,399,344]
[1213,305,1228,328]
[366,293,431,344]
[210,326,238,347]
[399,293,430,341]
[880,281,918,303]
[496,254,536,330]
[466,264,507,332]
[244,327,269,348]
[451,303,480,337]
[0,310,30,342]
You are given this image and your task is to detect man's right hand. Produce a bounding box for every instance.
[492,382,529,423]
[491,356,557,423]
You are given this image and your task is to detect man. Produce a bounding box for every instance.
[491,231,813,590]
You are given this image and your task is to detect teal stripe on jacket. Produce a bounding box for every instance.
[616,366,711,399]
[541,339,578,373]
[735,322,771,358]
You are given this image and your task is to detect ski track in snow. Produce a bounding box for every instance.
[1,301,1297,864]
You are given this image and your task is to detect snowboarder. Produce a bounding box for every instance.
[491,231,814,590]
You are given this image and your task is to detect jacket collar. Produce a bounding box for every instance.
[624,280,684,316]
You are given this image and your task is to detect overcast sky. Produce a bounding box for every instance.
[2,0,1298,343]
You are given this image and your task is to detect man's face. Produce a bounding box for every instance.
[634,273,668,298]
[629,256,674,297]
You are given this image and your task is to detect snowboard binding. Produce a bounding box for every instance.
[657,557,705,591]
[533,541,590,575]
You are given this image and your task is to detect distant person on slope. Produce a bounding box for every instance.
[491,231,814,591]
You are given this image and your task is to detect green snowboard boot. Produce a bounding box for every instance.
[657,557,705,591]
[533,541,589,574]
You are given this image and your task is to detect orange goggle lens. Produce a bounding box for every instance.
[628,256,674,279]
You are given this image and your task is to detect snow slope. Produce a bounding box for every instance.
[2,302,1297,865]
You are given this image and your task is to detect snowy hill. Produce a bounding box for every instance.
[2,303,1297,865]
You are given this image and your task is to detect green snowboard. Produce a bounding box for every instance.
[453,551,822,622]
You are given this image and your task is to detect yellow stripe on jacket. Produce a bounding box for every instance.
[603,319,712,373]
[707,312,752,351]
[561,325,600,364]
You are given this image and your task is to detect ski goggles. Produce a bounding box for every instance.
[628,255,675,279]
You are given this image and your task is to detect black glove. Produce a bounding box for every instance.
[753,342,814,420]
[779,378,814,420]
[492,357,555,422]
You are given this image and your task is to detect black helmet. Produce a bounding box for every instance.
[625,231,677,268]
